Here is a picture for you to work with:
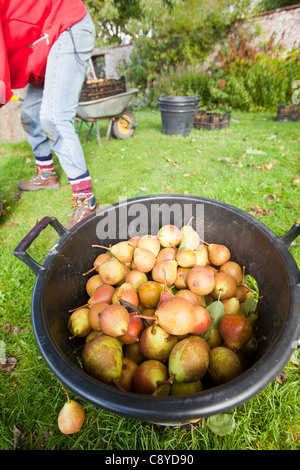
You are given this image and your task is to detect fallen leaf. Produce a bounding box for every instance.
[263,161,273,170]
[139,187,148,192]
[25,156,31,164]
[13,425,22,449]
[183,174,190,177]
[5,222,18,226]
[1,356,17,372]
[276,371,288,384]
[279,145,285,150]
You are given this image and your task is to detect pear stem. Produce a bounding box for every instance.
[187,216,194,227]
[199,238,209,246]
[68,303,88,313]
[91,244,111,250]
[153,374,175,396]
[62,386,70,403]
[82,266,96,276]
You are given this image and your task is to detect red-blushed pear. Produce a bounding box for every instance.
[156,247,177,263]
[187,266,215,296]
[219,314,253,351]
[190,305,211,335]
[57,387,85,435]
[199,239,231,266]
[138,234,161,257]
[88,284,115,306]
[88,301,109,331]
[99,304,130,337]
[152,259,178,285]
[118,315,144,344]
[124,341,146,365]
[112,282,139,307]
[158,224,182,248]
[175,244,197,268]
[133,359,171,396]
[208,347,242,385]
[155,296,195,336]
[115,357,139,392]
[211,272,236,300]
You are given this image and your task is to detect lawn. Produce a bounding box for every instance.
[0,108,299,451]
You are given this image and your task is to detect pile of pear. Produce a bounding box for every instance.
[67,221,260,397]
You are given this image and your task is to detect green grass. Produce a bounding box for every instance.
[0,109,299,450]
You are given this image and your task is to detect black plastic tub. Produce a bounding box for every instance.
[13,195,300,425]
[159,96,200,137]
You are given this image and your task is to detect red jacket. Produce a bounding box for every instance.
[0,0,88,106]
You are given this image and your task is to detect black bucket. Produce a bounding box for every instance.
[13,195,300,425]
[159,96,199,137]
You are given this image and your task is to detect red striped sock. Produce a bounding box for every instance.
[69,170,93,198]
[35,154,55,173]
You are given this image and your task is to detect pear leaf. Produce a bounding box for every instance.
[202,300,225,340]
[241,297,258,314]
[206,413,236,436]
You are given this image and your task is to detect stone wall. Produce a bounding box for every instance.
[92,44,134,79]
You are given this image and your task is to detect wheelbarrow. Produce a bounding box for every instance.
[76,88,139,146]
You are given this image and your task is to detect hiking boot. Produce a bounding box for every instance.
[18,166,60,191]
[66,194,98,230]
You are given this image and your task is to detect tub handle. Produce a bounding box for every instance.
[13,216,68,275]
[280,223,300,248]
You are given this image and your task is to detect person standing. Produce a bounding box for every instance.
[0,0,98,229]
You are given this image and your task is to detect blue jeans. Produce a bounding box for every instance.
[21,12,95,180]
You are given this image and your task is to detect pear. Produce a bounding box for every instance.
[133,359,170,395]
[68,308,92,339]
[187,266,215,296]
[124,341,146,364]
[85,330,102,342]
[112,282,139,307]
[139,325,178,362]
[138,281,164,309]
[219,261,243,284]
[207,243,231,266]
[98,258,126,285]
[208,346,242,385]
[116,357,139,392]
[207,328,223,349]
[57,387,85,435]
[156,268,174,308]
[168,336,209,382]
[155,296,195,336]
[180,219,201,250]
[219,314,253,351]
[152,259,178,285]
[83,252,112,276]
[99,304,130,337]
[175,244,197,268]
[85,274,103,297]
[175,288,201,306]
[126,269,148,292]
[221,297,240,315]
[235,285,250,301]
[194,244,209,266]
[88,284,115,306]
[138,235,161,257]
[170,379,203,396]
[212,272,236,300]
[88,301,109,331]
[174,267,191,289]
[133,247,156,273]
[158,224,182,248]
[190,305,211,335]
[109,241,135,264]
[118,315,144,344]
[156,247,177,263]
[81,334,123,384]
